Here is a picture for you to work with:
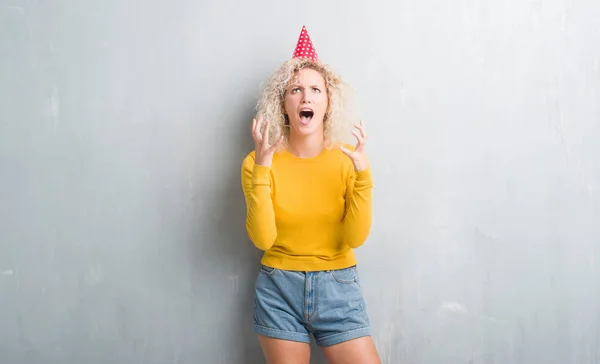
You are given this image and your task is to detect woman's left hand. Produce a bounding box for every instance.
[340,120,369,171]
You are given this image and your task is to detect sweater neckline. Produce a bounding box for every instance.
[280,147,331,163]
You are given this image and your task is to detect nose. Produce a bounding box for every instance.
[301,92,311,104]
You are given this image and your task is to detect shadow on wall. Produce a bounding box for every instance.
[196,96,331,364]
[215,106,266,364]
[184,99,267,363]
[208,102,330,363]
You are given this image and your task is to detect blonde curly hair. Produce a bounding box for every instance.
[256,58,355,150]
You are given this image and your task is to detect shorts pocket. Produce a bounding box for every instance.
[331,266,357,284]
[260,265,278,276]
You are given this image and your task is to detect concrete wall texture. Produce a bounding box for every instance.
[1,0,599,363]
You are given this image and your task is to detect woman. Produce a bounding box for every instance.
[241,26,380,364]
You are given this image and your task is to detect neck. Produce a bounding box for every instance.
[287,132,325,158]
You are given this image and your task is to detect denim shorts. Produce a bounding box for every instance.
[253,264,371,347]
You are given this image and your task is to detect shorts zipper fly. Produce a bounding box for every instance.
[304,272,314,323]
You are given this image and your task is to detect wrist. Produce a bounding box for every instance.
[352,156,369,171]
[256,161,271,167]
[255,155,272,167]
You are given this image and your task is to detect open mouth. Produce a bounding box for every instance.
[299,109,314,125]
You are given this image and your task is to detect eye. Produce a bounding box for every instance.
[312,87,321,93]
[291,87,301,93]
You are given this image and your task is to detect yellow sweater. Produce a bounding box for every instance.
[240,145,373,271]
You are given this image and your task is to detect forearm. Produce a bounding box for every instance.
[243,164,277,250]
[341,168,374,248]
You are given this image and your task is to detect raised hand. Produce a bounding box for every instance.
[340,120,369,171]
[253,115,283,167]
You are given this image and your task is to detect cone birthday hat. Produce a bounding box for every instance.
[292,25,319,62]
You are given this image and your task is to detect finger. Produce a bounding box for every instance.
[262,119,270,145]
[355,122,367,139]
[256,115,263,131]
[352,131,365,152]
[252,118,260,140]
[269,135,284,152]
[255,116,262,132]
[275,135,284,147]
[253,119,263,142]
[339,145,352,157]
[352,130,365,145]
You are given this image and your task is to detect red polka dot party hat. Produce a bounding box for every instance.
[292,25,319,62]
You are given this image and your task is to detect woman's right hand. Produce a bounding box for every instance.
[252,116,283,167]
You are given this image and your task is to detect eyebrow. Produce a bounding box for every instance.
[288,84,323,89]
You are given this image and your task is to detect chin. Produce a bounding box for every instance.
[291,119,324,136]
